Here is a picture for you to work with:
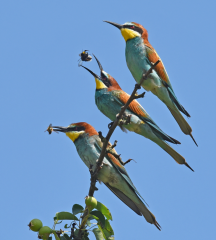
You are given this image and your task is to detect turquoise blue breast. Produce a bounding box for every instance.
[126,37,162,91]
[95,89,122,121]
[74,134,99,168]
[126,37,150,83]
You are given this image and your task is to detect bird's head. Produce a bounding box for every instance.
[82,54,121,91]
[51,122,98,142]
[104,21,148,42]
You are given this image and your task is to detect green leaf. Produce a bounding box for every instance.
[54,212,78,221]
[96,201,113,220]
[97,221,114,240]
[93,228,104,240]
[53,231,60,240]
[104,219,114,236]
[98,224,107,240]
[64,224,71,229]
[72,204,84,215]
[103,229,113,239]
[74,229,79,238]
[82,236,90,240]
[90,211,105,228]
[55,221,62,225]
[87,216,94,221]
[60,234,71,240]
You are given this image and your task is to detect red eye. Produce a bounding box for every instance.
[131,26,134,29]
[75,127,78,131]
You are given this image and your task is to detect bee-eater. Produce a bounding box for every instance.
[82,55,193,171]
[104,21,197,146]
[50,122,161,230]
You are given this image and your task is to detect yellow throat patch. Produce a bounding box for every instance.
[66,131,84,142]
[95,78,107,90]
[121,28,141,42]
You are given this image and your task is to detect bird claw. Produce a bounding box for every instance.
[135,83,141,89]
[99,163,103,170]
[98,131,106,142]
[89,164,94,174]
[108,122,114,129]
[96,160,103,169]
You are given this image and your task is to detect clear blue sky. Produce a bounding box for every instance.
[1,0,215,239]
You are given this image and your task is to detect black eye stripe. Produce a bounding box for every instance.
[69,126,85,132]
[101,73,112,87]
[123,25,143,35]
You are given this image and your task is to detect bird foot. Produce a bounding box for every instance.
[108,122,114,129]
[135,83,141,89]
[98,131,106,142]
[89,164,94,174]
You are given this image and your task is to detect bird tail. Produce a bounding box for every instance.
[106,183,161,230]
[167,106,198,146]
[156,138,194,172]
[136,202,161,230]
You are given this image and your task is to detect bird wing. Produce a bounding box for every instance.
[113,90,180,144]
[104,183,142,215]
[112,90,151,119]
[145,44,172,87]
[145,45,190,117]
[162,80,190,117]
[94,137,146,203]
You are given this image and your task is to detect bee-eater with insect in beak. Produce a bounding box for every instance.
[49,122,161,230]
[81,55,193,172]
[104,21,197,146]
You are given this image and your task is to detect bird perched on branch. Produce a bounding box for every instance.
[82,55,193,171]
[104,21,197,146]
[47,122,161,230]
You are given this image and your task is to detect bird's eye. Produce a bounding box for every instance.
[131,26,134,29]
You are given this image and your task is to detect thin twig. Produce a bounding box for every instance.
[123,159,136,166]
[110,140,117,149]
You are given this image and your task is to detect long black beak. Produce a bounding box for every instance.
[103,21,123,30]
[81,66,100,79]
[52,126,72,133]
[93,54,103,73]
